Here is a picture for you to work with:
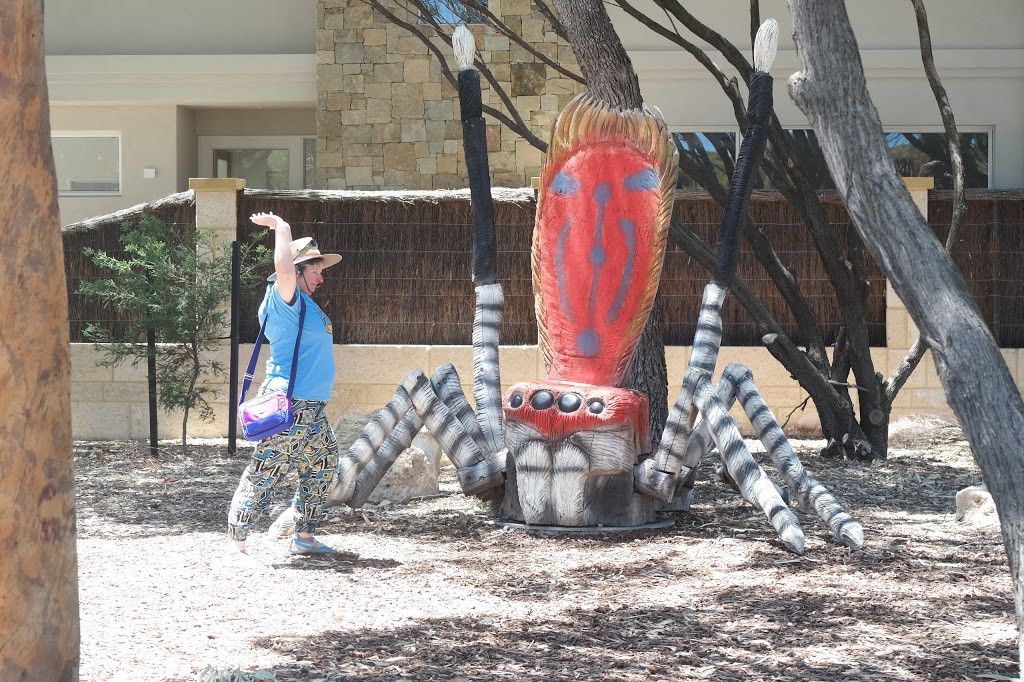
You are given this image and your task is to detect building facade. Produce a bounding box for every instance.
[45,0,1024,220]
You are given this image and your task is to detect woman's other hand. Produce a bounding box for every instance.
[251,212,288,230]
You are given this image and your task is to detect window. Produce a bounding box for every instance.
[199,136,311,190]
[420,0,488,25]
[52,134,121,195]
[886,132,989,189]
[214,148,289,190]
[677,129,836,192]
[674,127,992,192]
[759,129,835,191]
[761,129,991,191]
[674,132,738,190]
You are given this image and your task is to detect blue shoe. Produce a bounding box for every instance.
[288,536,338,555]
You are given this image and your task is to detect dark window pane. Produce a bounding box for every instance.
[674,132,737,190]
[887,132,989,189]
[759,129,835,191]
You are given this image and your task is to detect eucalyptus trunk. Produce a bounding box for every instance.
[788,0,1024,675]
[0,1,80,679]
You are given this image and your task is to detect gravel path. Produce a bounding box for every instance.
[74,418,1017,681]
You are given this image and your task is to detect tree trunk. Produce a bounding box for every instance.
[552,0,668,441]
[0,2,80,680]
[788,0,1024,674]
[625,296,669,453]
[552,0,643,110]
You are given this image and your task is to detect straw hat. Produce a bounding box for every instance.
[267,237,342,281]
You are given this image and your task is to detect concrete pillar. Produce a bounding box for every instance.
[884,177,938,418]
[189,177,244,248]
[886,177,934,351]
[188,178,245,437]
[903,176,934,218]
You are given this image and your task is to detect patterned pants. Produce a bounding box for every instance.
[227,400,338,542]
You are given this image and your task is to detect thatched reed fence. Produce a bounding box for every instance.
[63,192,197,343]
[63,188,1024,348]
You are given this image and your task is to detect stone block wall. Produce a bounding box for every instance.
[73,340,1024,441]
[315,0,584,190]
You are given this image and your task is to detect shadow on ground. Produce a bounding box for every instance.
[166,605,1014,682]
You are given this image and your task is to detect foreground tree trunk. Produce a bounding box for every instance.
[552,0,669,447]
[0,2,80,680]
[788,0,1024,675]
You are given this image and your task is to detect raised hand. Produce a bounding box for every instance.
[250,212,288,230]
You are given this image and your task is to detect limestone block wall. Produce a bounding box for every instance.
[315,0,583,190]
[72,340,1024,441]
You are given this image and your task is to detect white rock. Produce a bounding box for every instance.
[334,412,440,505]
[955,483,997,525]
[367,445,438,504]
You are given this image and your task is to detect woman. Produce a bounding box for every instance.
[227,211,341,556]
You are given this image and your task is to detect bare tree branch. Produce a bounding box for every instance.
[651,0,755,81]
[669,217,855,443]
[885,0,970,402]
[533,0,567,40]
[676,149,828,372]
[749,0,761,54]
[612,0,828,370]
[612,0,744,113]
[401,1,548,148]
[607,0,880,457]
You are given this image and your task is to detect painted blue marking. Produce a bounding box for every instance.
[588,182,611,323]
[608,217,637,323]
[577,328,599,357]
[556,220,573,321]
[551,171,579,195]
[624,167,659,191]
[589,244,606,266]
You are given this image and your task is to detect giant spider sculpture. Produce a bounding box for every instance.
[325,22,863,555]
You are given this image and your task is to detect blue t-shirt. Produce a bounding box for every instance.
[258,284,335,401]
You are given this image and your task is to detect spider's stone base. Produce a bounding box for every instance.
[490,517,676,533]
[499,381,656,527]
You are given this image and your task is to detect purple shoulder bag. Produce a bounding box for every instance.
[238,296,306,442]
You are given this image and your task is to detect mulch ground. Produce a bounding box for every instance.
[74,417,1017,681]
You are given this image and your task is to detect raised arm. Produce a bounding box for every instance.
[251,212,297,303]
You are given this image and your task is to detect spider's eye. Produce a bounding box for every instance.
[587,399,605,414]
[530,390,555,410]
[557,393,582,413]
[509,393,524,408]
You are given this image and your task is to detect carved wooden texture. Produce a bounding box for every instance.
[501,381,654,527]
[498,94,676,526]
[533,94,677,387]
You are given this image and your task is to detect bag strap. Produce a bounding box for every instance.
[239,293,307,405]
